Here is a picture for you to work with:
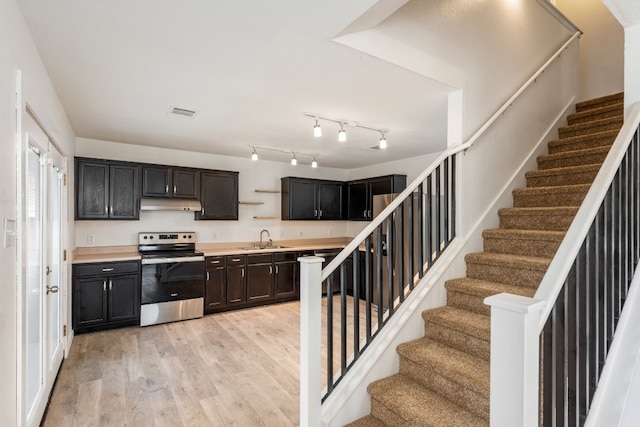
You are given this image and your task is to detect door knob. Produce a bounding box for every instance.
[46,285,59,294]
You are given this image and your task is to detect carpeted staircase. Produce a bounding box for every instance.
[346,93,624,427]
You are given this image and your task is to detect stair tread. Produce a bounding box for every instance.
[548,129,618,148]
[482,228,566,241]
[575,92,624,112]
[422,306,490,341]
[397,338,489,396]
[567,103,624,124]
[345,415,386,427]
[466,252,551,270]
[525,163,602,178]
[499,206,579,215]
[537,145,611,162]
[446,277,537,299]
[368,374,487,426]
[513,183,590,195]
[558,115,623,134]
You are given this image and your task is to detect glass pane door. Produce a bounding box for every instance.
[25,143,44,423]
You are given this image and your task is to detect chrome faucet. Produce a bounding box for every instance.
[259,229,271,248]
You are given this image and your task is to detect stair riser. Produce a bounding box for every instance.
[499,212,574,231]
[526,170,599,187]
[558,119,622,139]
[567,106,623,125]
[370,398,406,426]
[483,237,561,258]
[466,262,546,288]
[548,135,616,154]
[513,191,587,208]
[423,321,490,361]
[447,291,491,316]
[538,151,608,170]
[399,357,489,419]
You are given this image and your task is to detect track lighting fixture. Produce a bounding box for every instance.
[338,123,347,142]
[313,119,322,137]
[304,113,389,147]
[248,145,318,168]
[379,132,387,149]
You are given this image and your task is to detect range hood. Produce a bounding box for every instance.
[139,198,202,212]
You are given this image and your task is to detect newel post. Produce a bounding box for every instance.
[299,256,324,427]
[484,293,545,427]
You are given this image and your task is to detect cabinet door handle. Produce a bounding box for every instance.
[319,209,323,218]
[210,260,220,264]
[232,258,241,262]
[173,185,177,194]
[314,209,318,217]
[201,207,205,215]
[165,184,169,194]
[207,271,210,280]
[104,205,108,214]
[110,205,113,215]
[109,280,113,291]
[102,268,114,272]
[241,268,245,278]
[103,280,107,292]
[364,210,367,218]
[269,266,273,275]
[276,265,279,274]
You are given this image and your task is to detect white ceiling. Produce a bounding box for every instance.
[18,0,452,169]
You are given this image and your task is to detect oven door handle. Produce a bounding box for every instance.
[141,256,205,265]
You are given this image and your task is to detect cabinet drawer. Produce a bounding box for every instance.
[247,254,273,265]
[226,255,245,265]
[274,252,297,262]
[206,256,224,267]
[74,261,139,277]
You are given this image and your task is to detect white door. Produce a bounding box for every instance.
[20,115,66,427]
[23,132,46,427]
[44,145,64,395]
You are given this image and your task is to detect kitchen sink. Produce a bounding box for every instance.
[239,245,289,251]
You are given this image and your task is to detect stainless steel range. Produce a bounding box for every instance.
[138,232,205,326]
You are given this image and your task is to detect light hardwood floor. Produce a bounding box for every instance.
[43,297,373,427]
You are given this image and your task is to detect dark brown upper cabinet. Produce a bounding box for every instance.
[347,174,407,220]
[141,165,199,199]
[75,158,140,220]
[281,177,345,220]
[196,171,239,220]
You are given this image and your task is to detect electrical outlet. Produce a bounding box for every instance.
[298,231,303,237]
[212,232,217,240]
[328,229,333,236]
[87,234,96,244]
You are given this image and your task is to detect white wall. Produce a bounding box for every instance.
[555,0,624,101]
[0,0,75,425]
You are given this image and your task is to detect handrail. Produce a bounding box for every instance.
[537,0,582,34]
[534,101,640,330]
[321,31,582,280]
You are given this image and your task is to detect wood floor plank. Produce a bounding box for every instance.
[43,297,369,426]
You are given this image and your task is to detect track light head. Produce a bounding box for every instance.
[251,147,258,161]
[291,153,297,166]
[313,119,322,137]
[311,156,318,168]
[338,123,346,142]
[379,133,387,149]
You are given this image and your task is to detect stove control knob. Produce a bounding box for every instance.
[143,236,148,239]
[149,236,154,239]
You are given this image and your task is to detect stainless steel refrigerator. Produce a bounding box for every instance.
[371,192,436,311]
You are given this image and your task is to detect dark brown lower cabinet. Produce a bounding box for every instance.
[205,256,226,314]
[274,253,298,300]
[72,261,140,334]
[205,251,302,314]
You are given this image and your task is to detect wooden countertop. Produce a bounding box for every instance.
[72,237,352,264]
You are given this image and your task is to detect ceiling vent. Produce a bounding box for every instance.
[169,107,198,118]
